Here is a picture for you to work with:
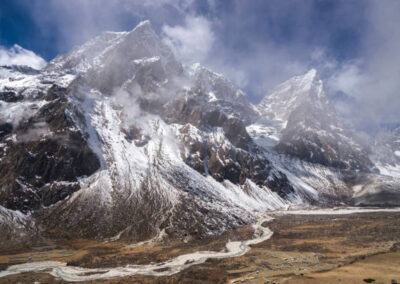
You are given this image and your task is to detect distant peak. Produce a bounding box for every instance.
[191,63,225,80]
[101,20,153,37]
[297,68,319,84]
[137,20,151,27]
[133,20,153,32]
[293,68,321,91]
[258,67,326,117]
[305,68,317,78]
[191,62,201,69]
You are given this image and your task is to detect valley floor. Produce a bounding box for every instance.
[0,209,400,283]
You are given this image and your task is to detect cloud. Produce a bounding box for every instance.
[162,16,215,64]
[205,42,309,100]
[111,86,142,128]
[18,122,52,142]
[0,44,47,69]
[328,62,364,97]
[360,0,400,129]
[6,0,400,132]
[325,0,400,131]
[27,0,196,55]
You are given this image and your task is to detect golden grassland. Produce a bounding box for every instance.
[1,212,400,283]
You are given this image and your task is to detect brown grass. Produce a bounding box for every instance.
[1,212,400,283]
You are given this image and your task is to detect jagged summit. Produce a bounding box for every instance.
[122,19,159,43]
[166,62,259,129]
[305,68,317,76]
[46,20,182,94]
[272,68,320,93]
[46,19,180,76]
[76,20,153,45]
[258,69,325,122]
[133,20,153,31]
[249,68,372,171]
[190,63,252,107]
[301,68,318,83]
[247,70,325,151]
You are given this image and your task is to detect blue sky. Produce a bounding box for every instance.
[0,1,367,66]
[0,0,399,131]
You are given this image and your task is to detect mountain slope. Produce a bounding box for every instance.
[0,21,399,246]
[0,22,296,242]
[254,69,372,171]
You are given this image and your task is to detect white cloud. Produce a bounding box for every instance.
[324,1,400,130]
[162,16,215,64]
[0,44,47,69]
[204,42,308,101]
[328,62,365,96]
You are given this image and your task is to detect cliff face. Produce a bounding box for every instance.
[257,69,371,171]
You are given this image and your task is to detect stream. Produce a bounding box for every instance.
[0,214,274,282]
[1,207,399,282]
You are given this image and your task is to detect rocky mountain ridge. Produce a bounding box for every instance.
[0,21,399,248]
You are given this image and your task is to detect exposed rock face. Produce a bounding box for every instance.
[257,69,372,171]
[0,84,100,213]
[164,94,252,150]
[0,122,12,139]
[190,64,258,124]
[0,21,399,245]
[276,100,372,171]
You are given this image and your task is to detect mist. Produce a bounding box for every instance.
[0,45,46,69]
[17,121,52,143]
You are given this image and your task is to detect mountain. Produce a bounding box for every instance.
[255,69,372,171]
[372,127,400,169]
[0,21,399,247]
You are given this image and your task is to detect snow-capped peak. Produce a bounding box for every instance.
[257,69,325,121]
[123,20,159,41]
[133,20,153,32]
[45,20,182,94]
[187,62,258,123]
[297,68,319,90]
[46,20,177,73]
[303,68,317,80]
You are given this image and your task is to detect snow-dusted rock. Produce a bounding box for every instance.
[0,21,399,245]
